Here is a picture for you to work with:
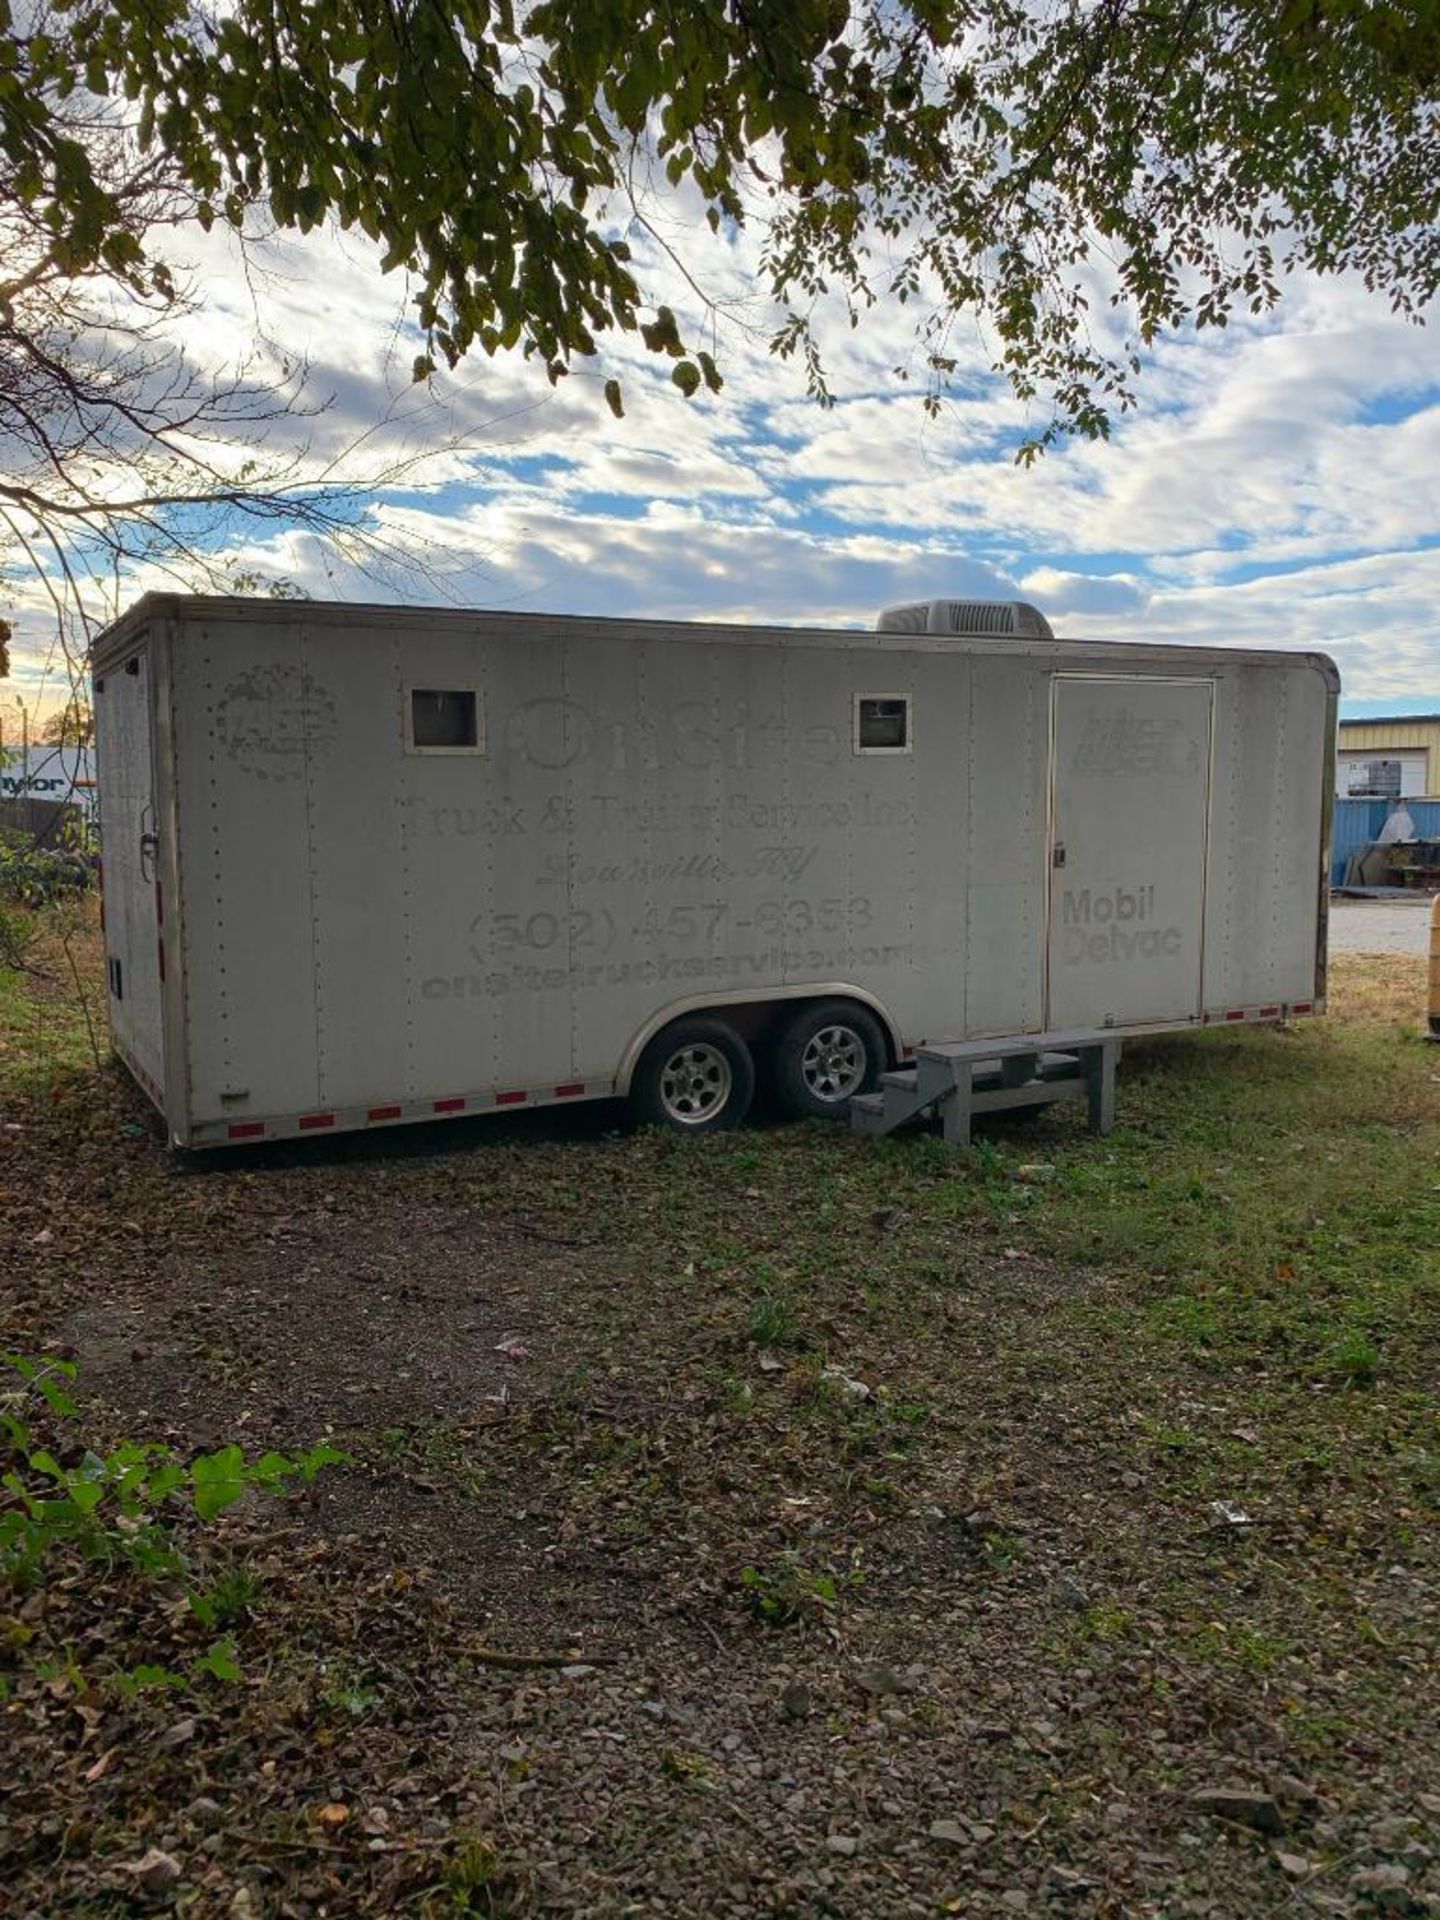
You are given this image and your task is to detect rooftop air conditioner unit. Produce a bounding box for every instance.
[876,599,1054,640]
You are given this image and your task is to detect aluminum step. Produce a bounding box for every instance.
[850,1065,938,1135]
[848,1090,890,1135]
[849,1031,1122,1146]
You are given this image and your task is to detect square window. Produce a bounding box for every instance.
[409,688,480,751]
[855,695,911,753]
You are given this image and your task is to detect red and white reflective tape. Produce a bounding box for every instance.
[207,1077,603,1147]
[1204,1000,1318,1026]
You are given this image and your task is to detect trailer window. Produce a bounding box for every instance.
[409,688,481,752]
[855,695,911,754]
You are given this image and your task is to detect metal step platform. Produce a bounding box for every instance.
[850,1028,1121,1148]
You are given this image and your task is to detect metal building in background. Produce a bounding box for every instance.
[1336,715,1440,799]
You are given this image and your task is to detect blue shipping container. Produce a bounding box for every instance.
[1332,796,1440,886]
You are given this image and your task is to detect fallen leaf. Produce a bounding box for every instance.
[821,1365,871,1399]
[1207,1500,1256,1527]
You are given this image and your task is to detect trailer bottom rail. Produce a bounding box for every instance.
[849,1028,1121,1147]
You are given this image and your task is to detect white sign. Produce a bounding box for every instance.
[0,746,99,820]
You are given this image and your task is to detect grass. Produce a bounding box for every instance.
[4,922,1436,1911]
[761,958,1438,1396]
[13,917,1430,1497]
[486,952,1437,1695]
[746,1286,798,1349]
[0,900,106,1087]
[1095,993,1423,1418]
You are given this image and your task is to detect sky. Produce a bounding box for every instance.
[5,190,1440,725]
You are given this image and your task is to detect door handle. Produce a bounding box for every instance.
[1053,843,1067,868]
[139,805,159,882]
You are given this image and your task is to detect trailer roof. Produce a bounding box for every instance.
[91,592,1340,691]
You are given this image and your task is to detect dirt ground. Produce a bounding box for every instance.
[3,935,1438,1919]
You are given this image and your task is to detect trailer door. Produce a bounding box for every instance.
[1047,675,1213,1030]
[96,647,166,1104]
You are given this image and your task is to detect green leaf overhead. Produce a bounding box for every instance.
[4,2,1439,441]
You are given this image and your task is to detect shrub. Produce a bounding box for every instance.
[1,1353,343,1587]
[0,828,97,909]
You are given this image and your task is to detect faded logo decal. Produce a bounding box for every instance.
[1060,885,1184,963]
[215,666,337,781]
[1072,710,1201,778]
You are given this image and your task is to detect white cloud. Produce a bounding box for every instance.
[5,190,1439,720]
[1021,569,1149,619]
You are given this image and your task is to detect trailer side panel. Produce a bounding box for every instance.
[95,640,166,1104]
[1045,674,1214,1030]
[1204,661,1328,1013]
[120,597,1333,1144]
[171,618,325,1122]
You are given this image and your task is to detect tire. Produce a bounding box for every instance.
[629,1016,756,1134]
[771,1000,888,1121]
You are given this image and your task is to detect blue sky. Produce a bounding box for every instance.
[6,204,1439,722]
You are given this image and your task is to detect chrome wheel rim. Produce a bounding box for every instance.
[658,1043,733,1125]
[801,1024,867,1102]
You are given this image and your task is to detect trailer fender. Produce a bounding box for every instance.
[615,985,903,1096]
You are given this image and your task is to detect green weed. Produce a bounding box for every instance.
[427,1832,522,1917]
[747,1289,797,1349]
[1,1353,343,1585]
[737,1551,859,1629]
[188,1565,263,1629]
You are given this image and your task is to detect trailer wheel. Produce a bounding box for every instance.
[630,1017,756,1133]
[772,1000,887,1121]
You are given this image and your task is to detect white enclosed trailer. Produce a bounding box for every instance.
[92,595,1335,1148]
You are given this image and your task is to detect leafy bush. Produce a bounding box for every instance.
[0,898,38,971]
[0,828,97,909]
[1,1353,343,1587]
